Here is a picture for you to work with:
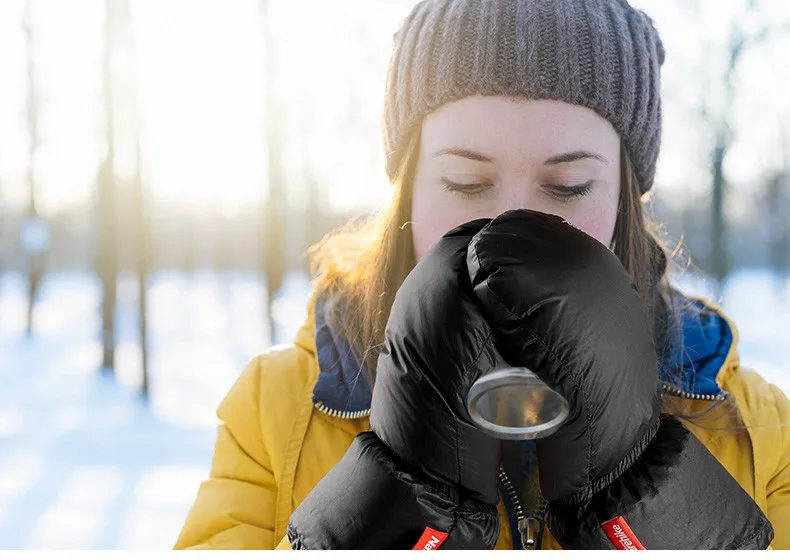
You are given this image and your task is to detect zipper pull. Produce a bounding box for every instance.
[518,517,542,549]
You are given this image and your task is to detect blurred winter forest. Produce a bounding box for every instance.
[0,0,789,550]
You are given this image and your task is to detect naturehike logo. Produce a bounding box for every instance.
[412,527,449,550]
[601,516,646,550]
[612,524,637,550]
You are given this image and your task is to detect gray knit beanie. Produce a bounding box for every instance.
[383,0,665,193]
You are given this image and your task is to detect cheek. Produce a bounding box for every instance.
[561,194,619,248]
[411,181,486,261]
[411,191,456,261]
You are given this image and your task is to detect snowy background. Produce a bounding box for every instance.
[0,0,788,551]
[0,269,311,549]
[0,268,787,549]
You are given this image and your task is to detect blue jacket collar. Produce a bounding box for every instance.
[312,291,733,414]
[657,295,734,396]
[312,293,373,413]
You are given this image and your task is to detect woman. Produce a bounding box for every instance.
[175,0,788,549]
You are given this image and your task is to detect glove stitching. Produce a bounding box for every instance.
[473,276,593,493]
[555,416,662,508]
[455,400,462,490]
[456,325,497,489]
[729,528,765,550]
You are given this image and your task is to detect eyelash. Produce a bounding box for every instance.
[440,178,489,199]
[440,178,593,201]
[546,181,593,201]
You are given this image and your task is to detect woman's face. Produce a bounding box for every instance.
[411,96,622,261]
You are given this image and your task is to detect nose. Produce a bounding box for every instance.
[497,185,531,214]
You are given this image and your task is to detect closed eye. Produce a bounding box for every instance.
[543,181,593,201]
[440,177,492,200]
[441,178,594,202]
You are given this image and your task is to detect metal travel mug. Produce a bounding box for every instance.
[466,367,569,440]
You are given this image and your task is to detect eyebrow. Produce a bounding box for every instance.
[432,147,609,166]
[544,150,609,165]
[432,148,494,163]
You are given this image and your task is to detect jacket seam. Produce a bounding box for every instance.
[722,369,767,514]
[272,352,319,546]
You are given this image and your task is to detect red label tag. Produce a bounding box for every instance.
[601,516,646,550]
[412,527,449,550]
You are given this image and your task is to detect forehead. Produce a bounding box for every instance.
[420,96,620,162]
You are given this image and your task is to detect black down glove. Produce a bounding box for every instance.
[467,209,773,550]
[287,219,508,550]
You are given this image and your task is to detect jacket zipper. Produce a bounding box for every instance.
[499,466,545,550]
[314,382,725,416]
[316,402,548,549]
[313,401,371,419]
[313,401,546,550]
[316,386,718,550]
[659,380,728,401]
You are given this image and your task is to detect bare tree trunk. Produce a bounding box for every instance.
[260,0,286,345]
[699,2,790,291]
[23,0,46,338]
[120,0,150,398]
[134,138,149,398]
[710,139,729,288]
[98,0,118,374]
[765,171,790,297]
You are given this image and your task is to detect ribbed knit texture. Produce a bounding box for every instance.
[382,0,665,193]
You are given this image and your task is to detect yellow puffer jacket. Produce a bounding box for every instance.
[174,288,790,550]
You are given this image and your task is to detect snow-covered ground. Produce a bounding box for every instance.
[0,267,787,549]
[0,269,310,549]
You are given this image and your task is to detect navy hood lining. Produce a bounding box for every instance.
[312,293,373,413]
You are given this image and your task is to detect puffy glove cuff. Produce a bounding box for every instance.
[546,415,774,549]
[287,432,500,550]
